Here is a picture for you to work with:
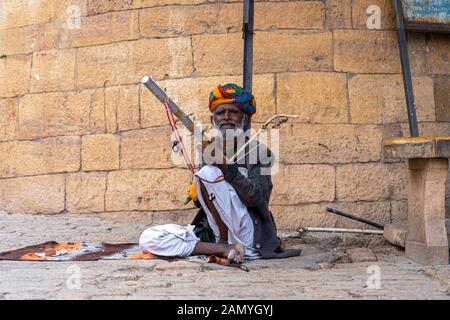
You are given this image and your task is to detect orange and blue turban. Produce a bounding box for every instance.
[208,83,256,116]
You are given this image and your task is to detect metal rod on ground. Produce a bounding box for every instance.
[392,0,419,137]
[325,208,385,230]
[299,227,384,235]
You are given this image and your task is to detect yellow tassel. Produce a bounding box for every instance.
[189,182,197,201]
[183,182,197,205]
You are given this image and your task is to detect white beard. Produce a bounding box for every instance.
[212,118,246,136]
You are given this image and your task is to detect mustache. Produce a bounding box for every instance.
[218,121,238,128]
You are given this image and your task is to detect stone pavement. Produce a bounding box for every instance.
[0,211,449,300]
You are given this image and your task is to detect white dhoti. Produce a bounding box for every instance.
[139,223,199,257]
[139,165,260,258]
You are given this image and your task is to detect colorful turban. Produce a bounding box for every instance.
[208,83,256,116]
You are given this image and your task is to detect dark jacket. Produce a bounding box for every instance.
[192,143,301,259]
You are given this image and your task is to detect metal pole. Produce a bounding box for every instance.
[326,208,384,230]
[299,227,384,235]
[243,0,254,93]
[392,0,419,137]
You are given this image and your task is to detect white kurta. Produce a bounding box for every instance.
[139,165,259,258]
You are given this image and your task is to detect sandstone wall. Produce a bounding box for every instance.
[0,0,449,230]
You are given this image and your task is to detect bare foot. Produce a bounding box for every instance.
[225,243,245,263]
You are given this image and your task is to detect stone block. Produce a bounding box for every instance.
[0,23,59,56]
[105,169,191,211]
[271,204,338,230]
[88,89,106,134]
[140,3,241,38]
[277,72,348,124]
[406,241,449,265]
[271,164,335,205]
[82,134,120,171]
[416,123,450,137]
[120,127,176,169]
[349,75,435,124]
[0,55,31,98]
[336,163,407,201]
[0,136,81,178]
[434,76,450,122]
[391,200,408,222]
[18,91,92,139]
[0,174,65,214]
[0,0,87,29]
[193,31,332,77]
[30,49,76,93]
[325,0,352,29]
[70,11,139,47]
[346,247,377,263]
[384,137,450,160]
[426,34,450,75]
[255,1,325,30]
[76,38,193,89]
[329,201,391,229]
[0,98,18,141]
[384,137,435,160]
[152,209,198,226]
[86,0,203,15]
[279,124,382,164]
[384,223,407,248]
[67,172,107,213]
[105,85,140,132]
[405,158,449,265]
[334,30,399,73]
[271,201,390,230]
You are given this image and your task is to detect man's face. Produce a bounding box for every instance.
[212,104,246,133]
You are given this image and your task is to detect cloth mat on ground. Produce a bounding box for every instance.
[0,241,248,271]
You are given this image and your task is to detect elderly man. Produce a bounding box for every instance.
[139,84,301,262]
